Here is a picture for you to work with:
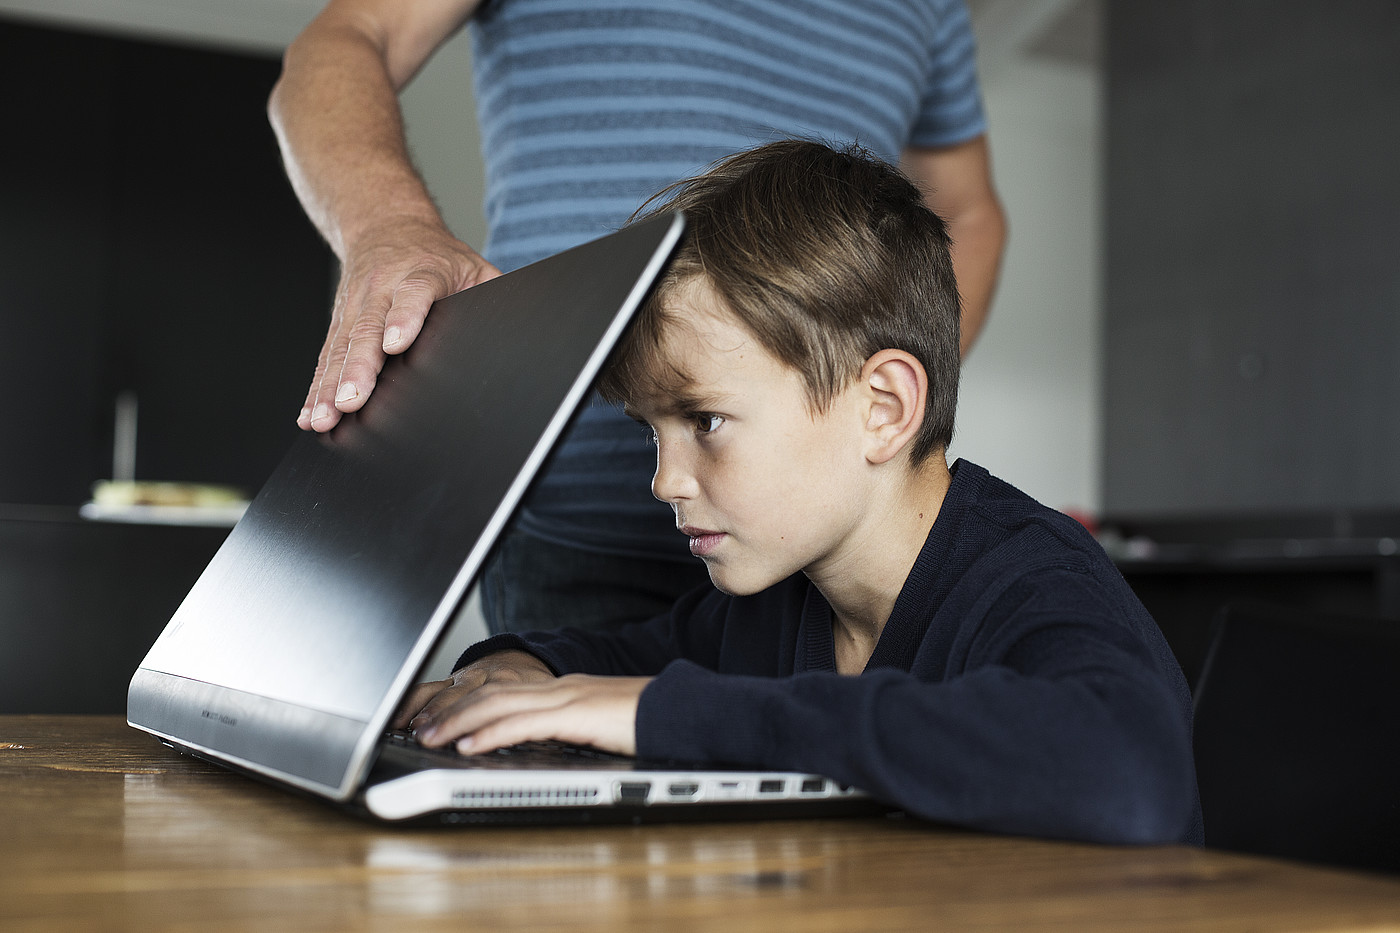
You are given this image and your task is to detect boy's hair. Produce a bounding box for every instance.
[599,139,961,464]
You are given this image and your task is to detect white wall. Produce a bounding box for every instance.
[0,0,321,54]
[949,53,1102,516]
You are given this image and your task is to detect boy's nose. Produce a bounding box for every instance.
[651,445,697,503]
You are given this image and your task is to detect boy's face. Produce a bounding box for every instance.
[626,281,874,596]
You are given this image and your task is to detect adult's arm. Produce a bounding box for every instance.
[902,136,1007,357]
[268,0,496,433]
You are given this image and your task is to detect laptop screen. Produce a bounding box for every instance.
[129,214,683,798]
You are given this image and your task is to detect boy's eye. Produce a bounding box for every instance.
[692,413,725,434]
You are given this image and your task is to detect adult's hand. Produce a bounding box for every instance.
[270,0,490,431]
[299,216,500,432]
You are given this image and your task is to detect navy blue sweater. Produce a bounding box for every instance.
[459,461,1203,845]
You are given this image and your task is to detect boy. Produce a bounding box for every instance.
[395,141,1202,846]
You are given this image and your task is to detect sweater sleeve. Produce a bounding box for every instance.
[636,571,1199,846]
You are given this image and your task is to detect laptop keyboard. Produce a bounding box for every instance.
[382,730,632,768]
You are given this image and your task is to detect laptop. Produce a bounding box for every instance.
[128,213,878,824]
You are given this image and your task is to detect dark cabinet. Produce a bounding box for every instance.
[0,20,334,711]
[0,19,333,505]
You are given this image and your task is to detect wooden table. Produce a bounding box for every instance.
[4,716,1399,932]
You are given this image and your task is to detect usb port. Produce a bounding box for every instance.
[800,778,826,794]
[668,782,700,798]
[617,781,651,803]
[713,780,745,799]
[758,779,785,794]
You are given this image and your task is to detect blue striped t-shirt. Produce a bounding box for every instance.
[467,0,987,559]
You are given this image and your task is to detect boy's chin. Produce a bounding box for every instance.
[704,566,775,598]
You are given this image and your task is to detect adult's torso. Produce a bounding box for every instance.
[467,0,986,557]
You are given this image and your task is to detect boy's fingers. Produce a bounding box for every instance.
[412,679,566,749]
[456,707,573,755]
[427,676,645,756]
[391,679,453,730]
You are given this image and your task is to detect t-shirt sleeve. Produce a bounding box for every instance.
[910,0,989,147]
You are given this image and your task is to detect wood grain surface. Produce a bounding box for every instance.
[3,716,1399,932]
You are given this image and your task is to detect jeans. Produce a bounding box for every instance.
[479,530,713,635]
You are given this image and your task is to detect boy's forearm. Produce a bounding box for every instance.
[637,660,1196,846]
[268,21,448,261]
[454,613,688,681]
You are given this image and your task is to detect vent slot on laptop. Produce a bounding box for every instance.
[451,785,601,808]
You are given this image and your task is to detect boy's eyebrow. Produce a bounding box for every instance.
[623,390,733,422]
[668,390,728,413]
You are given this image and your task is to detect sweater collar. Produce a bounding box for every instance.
[795,459,987,674]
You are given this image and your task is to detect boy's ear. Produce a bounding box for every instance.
[859,349,927,465]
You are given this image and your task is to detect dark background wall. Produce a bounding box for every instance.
[0,20,333,712]
[0,19,332,506]
[1103,0,1400,684]
[1103,0,1400,525]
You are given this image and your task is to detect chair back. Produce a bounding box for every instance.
[1193,601,1400,872]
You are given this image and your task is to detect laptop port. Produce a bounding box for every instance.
[758,779,785,794]
[712,780,746,799]
[617,781,651,803]
[667,782,700,798]
[800,778,826,794]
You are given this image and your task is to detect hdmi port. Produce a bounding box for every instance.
[668,782,700,798]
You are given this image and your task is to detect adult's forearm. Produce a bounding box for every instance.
[901,138,1006,357]
[268,22,446,261]
[946,198,1006,356]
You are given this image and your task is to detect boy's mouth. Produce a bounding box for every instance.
[679,525,726,557]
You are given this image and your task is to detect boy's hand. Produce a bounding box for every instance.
[390,649,554,732]
[397,653,651,758]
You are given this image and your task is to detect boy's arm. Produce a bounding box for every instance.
[400,584,732,754]
[637,574,1197,846]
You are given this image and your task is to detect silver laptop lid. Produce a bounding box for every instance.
[128,214,684,801]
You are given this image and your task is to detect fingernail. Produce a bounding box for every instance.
[384,326,403,349]
[335,382,358,404]
[297,407,311,425]
[311,403,331,424]
[456,736,475,753]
